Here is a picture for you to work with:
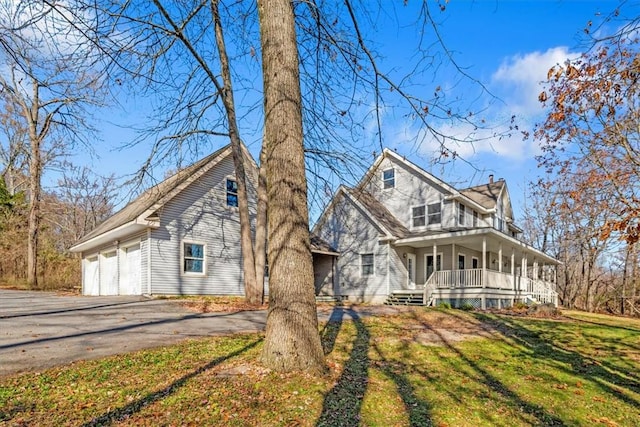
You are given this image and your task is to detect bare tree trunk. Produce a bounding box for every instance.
[253,145,268,303]
[27,137,41,288]
[258,0,325,373]
[26,82,42,289]
[211,0,259,303]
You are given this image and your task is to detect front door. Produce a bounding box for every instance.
[425,254,442,280]
[458,253,466,286]
[407,253,416,289]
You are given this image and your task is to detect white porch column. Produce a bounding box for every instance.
[498,243,503,273]
[511,248,516,290]
[482,237,487,288]
[433,244,437,272]
[451,243,456,287]
[533,260,539,280]
[524,255,529,292]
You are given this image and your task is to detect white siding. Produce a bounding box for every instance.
[364,157,453,230]
[149,155,247,295]
[318,195,389,302]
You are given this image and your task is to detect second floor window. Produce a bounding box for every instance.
[458,203,466,226]
[473,210,479,227]
[226,178,238,207]
[412,205,426,227]
[382,168,395,189]
[427,202,441,225]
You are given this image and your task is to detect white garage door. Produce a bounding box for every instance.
[100,251,119,295]
[120,244,141,295]
[84,256,100,296]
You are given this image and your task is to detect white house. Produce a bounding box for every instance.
[312,149,559,308]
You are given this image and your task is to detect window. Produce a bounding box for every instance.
[183,242,205,274]
[472,257,479,269]
[473,210,479,227]
[458,203,466,226]
[226,178,238,207]
[382,168,395,189]
[427,202,441,225]
[361,253,374,276]
[412,205,426,227]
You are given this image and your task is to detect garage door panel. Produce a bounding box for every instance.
[120,244,141,295]
[84,257,99,296]
[100,251,118,295]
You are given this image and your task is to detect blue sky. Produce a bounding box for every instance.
[60,1,637,220]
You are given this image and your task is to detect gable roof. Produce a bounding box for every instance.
[70,144,249,253]
[346,187,409,238]
[312,185,409,240]
[359,149,492,214]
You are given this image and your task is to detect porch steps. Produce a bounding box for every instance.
[316,295,345,303]
[384,291,427,306]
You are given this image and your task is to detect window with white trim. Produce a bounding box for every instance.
[412,205,426,227]
[183,242,205,274]
[458,203,466,226]
[226,178,238,207]
[382,168,395,189]
[473,210,479,227]
[361,253,374,276]
[427,202,441,225]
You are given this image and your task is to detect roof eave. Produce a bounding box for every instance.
[69,219,158,253]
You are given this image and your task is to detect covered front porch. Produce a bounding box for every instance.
[390,228,559,308]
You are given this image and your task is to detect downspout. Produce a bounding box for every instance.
[386,242,391,297]
[147,228,152,295]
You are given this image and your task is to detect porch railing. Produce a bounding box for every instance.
[423,268,558,306]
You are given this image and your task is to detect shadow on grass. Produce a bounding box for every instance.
[317,307,434,427]
[81,338,262,427]
[413,310,568,426]
[320,305,345,355]
[474,312,640,408]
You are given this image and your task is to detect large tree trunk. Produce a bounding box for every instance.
[26,82,41,289]
[211,0,259,303]
[257,0,325,373]
[27,136,41,288]
[253,145,268,302]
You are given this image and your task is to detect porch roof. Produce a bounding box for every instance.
[393,227,560,265]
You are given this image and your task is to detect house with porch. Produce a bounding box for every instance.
[313,149,559,308]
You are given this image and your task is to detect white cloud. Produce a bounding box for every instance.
[491,47,580,117]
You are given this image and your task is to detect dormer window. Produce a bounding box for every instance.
[382,168,395,189]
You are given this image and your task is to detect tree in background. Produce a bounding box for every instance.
[532,10,640,314]
[0,1,105,288]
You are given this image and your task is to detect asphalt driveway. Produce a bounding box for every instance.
[0,289,267,376]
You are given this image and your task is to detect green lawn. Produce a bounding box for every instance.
[1,308,639,426]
